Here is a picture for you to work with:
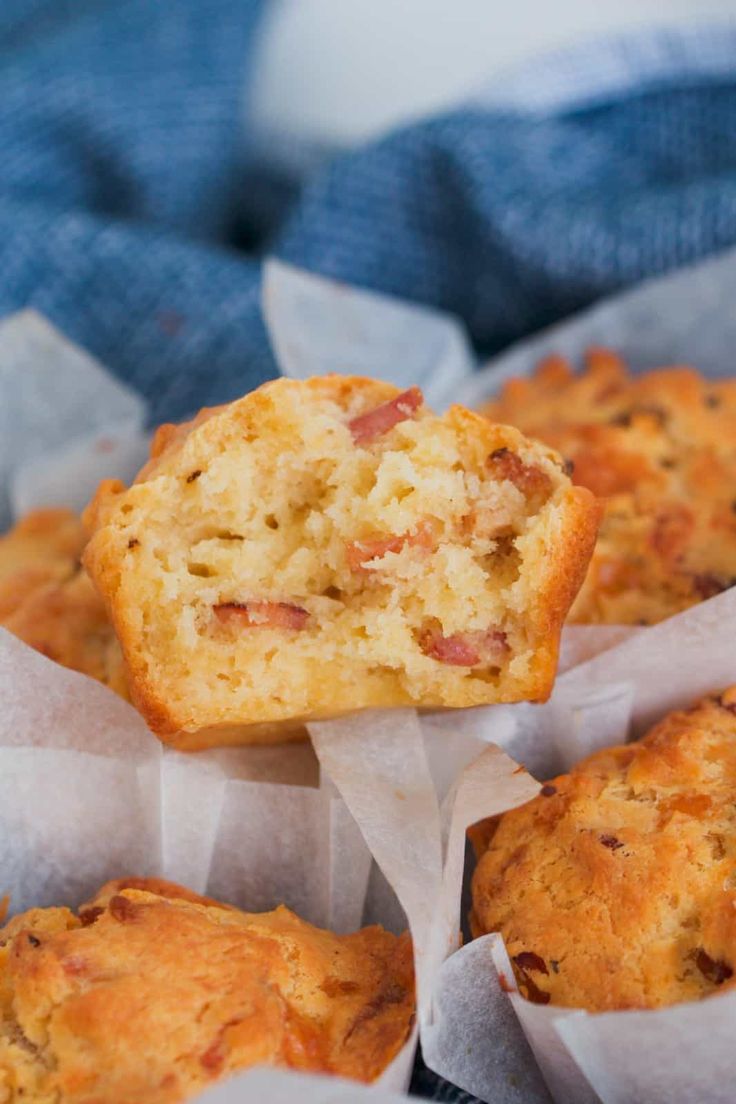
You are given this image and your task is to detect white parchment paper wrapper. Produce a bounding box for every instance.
[196,1067,410,1104]
[263,260,476,410]
[11,423,151,519]
[306,712,546,1103]
[0,311,145,528]
[265,245,736,413]
[0,627,373,931]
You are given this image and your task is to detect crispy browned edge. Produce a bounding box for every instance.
[5,876,414,1085]
[84,377,600,746]
[526,482,601,697]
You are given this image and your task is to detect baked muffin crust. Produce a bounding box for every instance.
[0,878,414,1102]
[482,349,736,624]
[2,570,128,697]
[0,509,85,621]
[0,510,127,697]
[471,690,736,1011]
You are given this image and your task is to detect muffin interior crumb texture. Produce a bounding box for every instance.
[471,690,736,1012]
[0,878,414,1102]
[84,376,597,740]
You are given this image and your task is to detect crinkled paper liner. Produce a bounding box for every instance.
[0,629,371,931]
[0,311,145,528]
[195,1067,412,1103]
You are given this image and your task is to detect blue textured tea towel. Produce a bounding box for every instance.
[4,8,736,1103]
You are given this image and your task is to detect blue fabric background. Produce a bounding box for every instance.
[5,4,736,431]
[4,5,736,1100]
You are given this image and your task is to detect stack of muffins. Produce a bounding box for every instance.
[0,359,734,1103]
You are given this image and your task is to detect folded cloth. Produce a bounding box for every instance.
[3,9,736,1102]
[0,1,271,425]
[3,7,736,429]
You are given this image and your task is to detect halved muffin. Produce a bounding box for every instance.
[84,376,598,748]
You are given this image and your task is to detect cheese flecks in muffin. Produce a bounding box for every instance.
[471,690,736,1011]
[482,349,736,624]
[0,878,414,1102]
[84,376,598,748]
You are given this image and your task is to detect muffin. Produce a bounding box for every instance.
[1,570,128,698]
[0,509,86,620]
[0,510,127,698]
[482,349,736,624]
[471,689,736,1011]
[0,877,414,1102]
[83,375,599,748]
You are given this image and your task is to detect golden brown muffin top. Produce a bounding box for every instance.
[0,510,128,698]
[471,689,736,1011]
[1,570,128,697]
[482,349,736,624]
[0,509,86,621]
[0,878,414,1103]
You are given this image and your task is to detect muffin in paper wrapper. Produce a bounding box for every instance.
[0,615,537,1100]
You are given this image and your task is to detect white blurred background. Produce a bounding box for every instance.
[250,0,736,159]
